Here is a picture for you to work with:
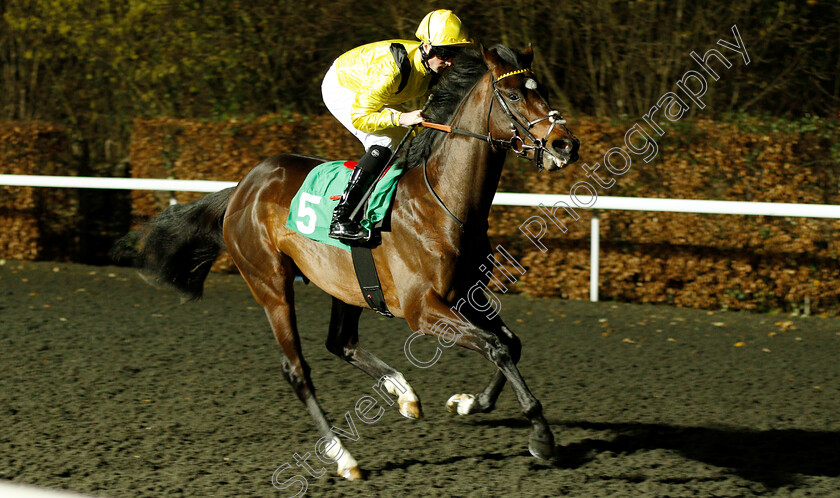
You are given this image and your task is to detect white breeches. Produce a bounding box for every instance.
[321,63,408,152]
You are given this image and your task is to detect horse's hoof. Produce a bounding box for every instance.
[528,437,556,460]
[399,400,423,419]
[339,466,364,481]
[446,393,477,415]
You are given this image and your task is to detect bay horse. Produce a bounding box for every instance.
[112,44,580,481]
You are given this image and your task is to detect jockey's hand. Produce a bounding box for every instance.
[399,110,424,126]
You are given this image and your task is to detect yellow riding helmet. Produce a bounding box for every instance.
[415,10,472,47]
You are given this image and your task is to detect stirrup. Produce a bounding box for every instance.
[328,207,367,241]
[329,222,372,242]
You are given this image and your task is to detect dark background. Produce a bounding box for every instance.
[2,1,837,176]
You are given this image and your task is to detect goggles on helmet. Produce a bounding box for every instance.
[429,45,459,61]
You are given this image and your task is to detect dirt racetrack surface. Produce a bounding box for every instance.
[1,260,840,497]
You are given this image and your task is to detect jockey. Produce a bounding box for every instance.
[322,9,472,242]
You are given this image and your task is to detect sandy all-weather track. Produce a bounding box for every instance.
[1,261,840,497]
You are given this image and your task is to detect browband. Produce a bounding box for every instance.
[495,68,531,82]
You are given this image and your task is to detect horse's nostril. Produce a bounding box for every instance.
[552,139,572,152]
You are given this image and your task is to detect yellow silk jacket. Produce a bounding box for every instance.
[334,40,432,133]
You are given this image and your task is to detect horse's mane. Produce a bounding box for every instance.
[400,45,528,168]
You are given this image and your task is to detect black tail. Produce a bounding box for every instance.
[110,187,234,300]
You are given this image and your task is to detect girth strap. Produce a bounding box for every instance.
[350,246,394,317]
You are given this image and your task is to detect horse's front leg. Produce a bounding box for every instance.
[406,292,556,460]
[446,321,517,416]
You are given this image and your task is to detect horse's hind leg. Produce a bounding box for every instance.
[325,297,422,419]
[238,256,362,480]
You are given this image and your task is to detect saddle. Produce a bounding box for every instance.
[286,160,404,250]
[286,160,405,317]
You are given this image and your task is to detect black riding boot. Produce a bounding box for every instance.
[329,145,391,242]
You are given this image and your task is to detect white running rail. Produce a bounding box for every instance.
[3,175,839,302]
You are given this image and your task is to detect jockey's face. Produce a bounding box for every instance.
[428,55,453,73]
[422,42,454,74]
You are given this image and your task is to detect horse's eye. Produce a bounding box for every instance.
[508,92,521,102]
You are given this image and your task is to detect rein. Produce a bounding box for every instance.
[423,160,464,229]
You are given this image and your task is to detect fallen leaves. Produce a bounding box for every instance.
[775,320,796,332]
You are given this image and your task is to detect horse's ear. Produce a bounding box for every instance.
[482,45,503,73]
[522,44,534,68]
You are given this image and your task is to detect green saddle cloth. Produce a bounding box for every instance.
[285,160,406,250]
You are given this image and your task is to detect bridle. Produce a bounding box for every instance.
[416,67,573,229]
[489,68,569,171]
[422,68,571,172]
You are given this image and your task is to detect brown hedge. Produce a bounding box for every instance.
[490,115,840,314]
[129,114,840,314]
[129,115,359,216]
[129,114,359,270]
[0,122,72,260]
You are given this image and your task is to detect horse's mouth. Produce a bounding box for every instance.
[542,137,580,171]
[543,151,579,172]
[546,155,566,171]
